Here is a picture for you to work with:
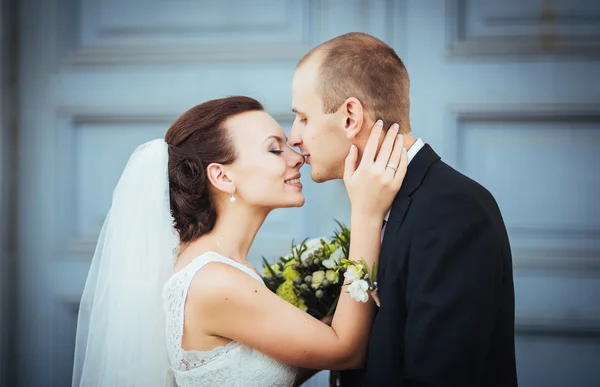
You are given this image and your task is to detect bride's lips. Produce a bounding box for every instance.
[284,174,303,190]
[303,154,311,165]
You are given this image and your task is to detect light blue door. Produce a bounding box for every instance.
[406,1,600,386]
[17,1,599,386]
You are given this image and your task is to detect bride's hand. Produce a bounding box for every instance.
[343,120,408,219]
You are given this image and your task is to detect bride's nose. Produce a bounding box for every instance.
[287,149,305,169]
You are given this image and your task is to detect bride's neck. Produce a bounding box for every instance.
[207,204,269,263]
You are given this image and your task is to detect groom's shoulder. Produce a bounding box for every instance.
[417,154,497,206]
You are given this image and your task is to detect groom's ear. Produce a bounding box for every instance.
[206,163,234,195]
[341,97,365,140]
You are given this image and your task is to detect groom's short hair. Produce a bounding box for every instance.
[298,32,411,133]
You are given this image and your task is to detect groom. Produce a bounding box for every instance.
[289,32,518,386]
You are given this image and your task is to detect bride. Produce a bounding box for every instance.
[71,96,407,386]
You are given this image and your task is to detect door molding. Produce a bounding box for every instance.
[0,0,18,385]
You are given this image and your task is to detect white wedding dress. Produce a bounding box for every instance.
[162,251,299,387]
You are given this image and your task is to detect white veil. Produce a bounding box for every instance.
[72,139,179,386]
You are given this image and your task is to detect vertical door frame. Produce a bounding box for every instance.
[0,0,18,385]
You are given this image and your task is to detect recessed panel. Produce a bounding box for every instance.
[52,299,80,387]
[75,118,173,240]
[458,117,600,255]
[515,335,600,387]
[78,0,308,46]
[448,0,600,56]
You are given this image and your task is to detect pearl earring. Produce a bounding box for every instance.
[229,188,236,203]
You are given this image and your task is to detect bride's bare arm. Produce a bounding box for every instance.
[190,122,408,370]
[192,214,380,370]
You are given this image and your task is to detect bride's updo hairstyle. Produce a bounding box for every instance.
[165,96,264,243]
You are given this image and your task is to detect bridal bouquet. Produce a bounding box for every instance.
[261,222,349,320]
[261,222,378,387]
[261,221,379,320]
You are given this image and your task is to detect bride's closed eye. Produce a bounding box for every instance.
[269,149,283,155]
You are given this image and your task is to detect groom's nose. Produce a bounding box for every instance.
[288,122,302,148]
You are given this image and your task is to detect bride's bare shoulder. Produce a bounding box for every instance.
[186,259,263,305]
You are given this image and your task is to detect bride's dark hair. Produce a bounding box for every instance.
[165,96,264,243]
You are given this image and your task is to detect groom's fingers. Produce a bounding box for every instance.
[343,144,358,181]
[373,124,400,170]
[361,119,384,166]
[393,147,409,189]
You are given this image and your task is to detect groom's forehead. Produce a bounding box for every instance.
[294,57,321,87]
[291,91,311,112]
[292,62,324,113]
[292,91,321,114]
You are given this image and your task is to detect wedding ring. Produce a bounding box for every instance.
[386,164,397,171]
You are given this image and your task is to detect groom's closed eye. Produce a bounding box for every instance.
[295,115,307,125]
[292,108,308,124]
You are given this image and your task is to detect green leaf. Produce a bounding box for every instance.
[261,256,278,278]
[371,263,378,283]
[358,259,370,274]
[297,237,309,256]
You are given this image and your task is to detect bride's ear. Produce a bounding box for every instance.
[340,97,365,140]
[206,163,234,195]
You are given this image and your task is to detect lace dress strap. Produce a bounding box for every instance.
[177,251,264,287]
[162,251,264,369]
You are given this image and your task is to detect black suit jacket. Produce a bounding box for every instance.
[340,144,518,387]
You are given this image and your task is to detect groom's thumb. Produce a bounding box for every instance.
[343,144,358,181]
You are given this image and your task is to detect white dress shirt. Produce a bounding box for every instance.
[381,138,425,239]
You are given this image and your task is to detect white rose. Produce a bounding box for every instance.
[304,238,323,250]
[347,279,369,303]
[300,237,329,261]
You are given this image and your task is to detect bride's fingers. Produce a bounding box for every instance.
[393,147,409,189]
[373,124,400,171]
[382,134,403,178]
[343,144,358,182]
[360,120,384,166]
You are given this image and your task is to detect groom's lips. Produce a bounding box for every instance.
[303,154,311,164]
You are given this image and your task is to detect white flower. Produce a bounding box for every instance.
[322,248,345,269]
[311,271,325,289]
[347,279,369,303]
[300,237,329,261]
[344,265,363,282]
[330,248,344,263]
[326,270,337,283]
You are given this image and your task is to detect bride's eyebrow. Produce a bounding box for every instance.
[261,135,287,145]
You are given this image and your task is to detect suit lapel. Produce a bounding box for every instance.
[379,193,410,277]
[378,144,441,279]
